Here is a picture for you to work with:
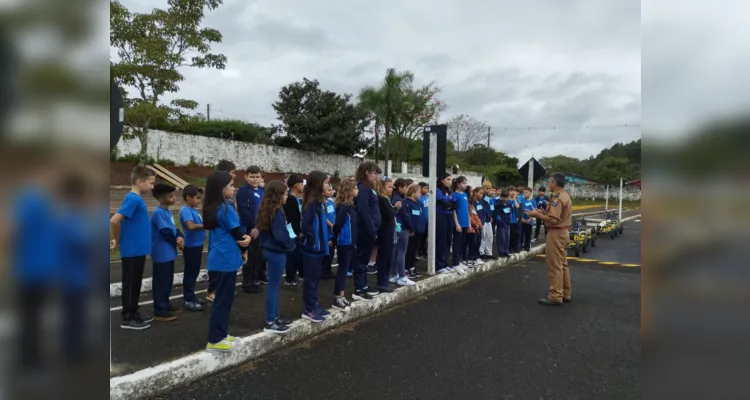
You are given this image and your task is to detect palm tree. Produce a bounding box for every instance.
[358,68,414,174]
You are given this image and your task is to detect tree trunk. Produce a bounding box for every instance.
[137,127,149,166]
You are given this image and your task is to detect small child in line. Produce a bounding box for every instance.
[203,171,251,353]
[534,186,549,242]
[450,176,469,274]
[207,160,237,302]
[390,178,416,286]
[332,178,359,310]
[508,186,520,254]
[300,171,331,323]
[417,182,429,259]
[495,190,512,258]
[179,185,206,311]
[520,187,538,252]
[435,173,457,274]
[321,182,336,280]
[404,184,425,277]
[257,181,296,334]
[150,183,185,322]
[467,187,485,266]
[110,166,155,330]
[283,175,305,286]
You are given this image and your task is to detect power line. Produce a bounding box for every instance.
[490,123,641,131]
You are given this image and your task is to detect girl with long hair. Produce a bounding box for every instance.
[299,171,331,322]
[352,162,382,300]
[390,178,416,285]
[202,171,251,353]
[374,177,400,292]
[257,181,296,334]
[331,178,359,310]
[435,172,457,274]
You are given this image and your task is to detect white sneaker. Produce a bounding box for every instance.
[474,259,485,265]
[397,277,416,286]
[438,268,451,274]
[389,275,399,283]
[454,265,466,275]
[446,267,456,273]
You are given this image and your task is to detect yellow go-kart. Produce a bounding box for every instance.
[568,217,595,257]
[598,212,624,239]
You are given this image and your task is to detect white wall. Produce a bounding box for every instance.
[117,128,423,176]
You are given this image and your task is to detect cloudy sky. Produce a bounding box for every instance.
[114,0,647,165]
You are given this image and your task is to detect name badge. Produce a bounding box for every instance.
[254,192,261,198]
[286,223,297,239]
[490,205,495,211]
[525,202,532,207]
[476,205,483,211]
[503,207,511,213]
[411,209,421,216]
[327,204,335,213]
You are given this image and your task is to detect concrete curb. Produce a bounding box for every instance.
[110,213,642,399]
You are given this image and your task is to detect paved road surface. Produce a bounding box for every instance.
[129,222,642,399]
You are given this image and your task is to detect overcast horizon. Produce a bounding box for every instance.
[113,0,646,165]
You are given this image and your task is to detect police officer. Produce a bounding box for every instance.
[526,172,573,306]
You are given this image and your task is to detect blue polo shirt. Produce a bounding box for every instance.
[151,207,179,263]
[117,192,151,257]
[452,191,470,228]
[179,205,206,248]
[419,194,429,221]
[207,204,243,272]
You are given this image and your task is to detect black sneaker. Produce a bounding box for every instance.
[378,286,394,293]
[135,313,154,324]
[284,280,298,287]
[257,276,269,285]
[121,319,150,330]
[366,265,378,275]
[263,320,291,334]
[333,297,351,311]
[352,291,374,301]
[276,317,293,326]
[364,286,380,296]
[183,301,205,312]
[409,269,422,279]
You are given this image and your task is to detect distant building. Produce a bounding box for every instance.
[562,173,599,185]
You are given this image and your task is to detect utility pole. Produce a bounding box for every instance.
[487,125,491,147]
[206,104,211,121]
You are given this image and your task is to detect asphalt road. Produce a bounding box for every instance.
[140,221,641,400]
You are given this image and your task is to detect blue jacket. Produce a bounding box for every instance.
[392,192,414,233]
[355,181,381,238]
[495,199,512,227]
[333,203,357,247]
[477,199,492,223]
[259,209,296,254]
[300,199,330,257]
[236,184,263,232]
[436,187,456,215]
[404,198,426,234]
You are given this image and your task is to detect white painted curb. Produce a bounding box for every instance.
[110,215,641,399]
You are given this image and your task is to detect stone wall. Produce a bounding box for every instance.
[116,129,423,176]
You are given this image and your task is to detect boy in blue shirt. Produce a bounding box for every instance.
[236,165,266,291]
[417,182,429,259]
[494,190,512,257]
[479,184,495,259]
[533,186,549,242]
[151,183,184,321]
[508,186,520,254]
[321,182,336,279]
[179,185,206,311]
[520,187,538,251]
[110,166,155,330]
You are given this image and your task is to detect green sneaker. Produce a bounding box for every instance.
[206,338,235,353]
[226,335,237,342]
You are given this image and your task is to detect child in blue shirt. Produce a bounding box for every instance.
[508,186,520,253]
[390,179,416,286]
[236,165,266,291]
[300,171,331,323]
[435,173,456,274]
[450,176,470,274]
[150,183,184,321]
[321,183,336,279]
[417,182,429,258]
[404,184,426,277]
[179,185,206,311]
[332,178,359,310]
[534,186,549,242]
[203,171,251,353]
[494,190,512,257]
[110,166,155,330]
[520,187,538,251]
[353,162,382,301]
[479,185,495,259]
[257,181,296,334]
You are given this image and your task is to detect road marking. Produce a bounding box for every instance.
[535,255,640,268]
[575,258,598,262]
[598,261,620,265]
[620,263,641,267]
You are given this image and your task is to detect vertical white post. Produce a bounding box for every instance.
[427,130,437,276]
[527,160,534,189]
[387,160,392,177]
[401,162,407,174]
[618,178,623,220]
[605,185,609,211]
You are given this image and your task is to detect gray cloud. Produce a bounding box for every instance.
[119,0,643,162]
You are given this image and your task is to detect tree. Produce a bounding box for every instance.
[539,155,588,177]
[446,114,488,152]
[272,78,371,156]
[390,83,445,168]
[110,0,227,164]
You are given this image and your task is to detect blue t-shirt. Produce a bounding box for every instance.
[59,208,90,289]
[207,204,243,272]
[179,206,206,248]
[117,192,151,257]
[452,191,470,228]
[419,195,429,221]
[521,197,538,225]
[12,187,59,283]
[151,207,178,263]
[325,198,335,239]
[484,195,495,212]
